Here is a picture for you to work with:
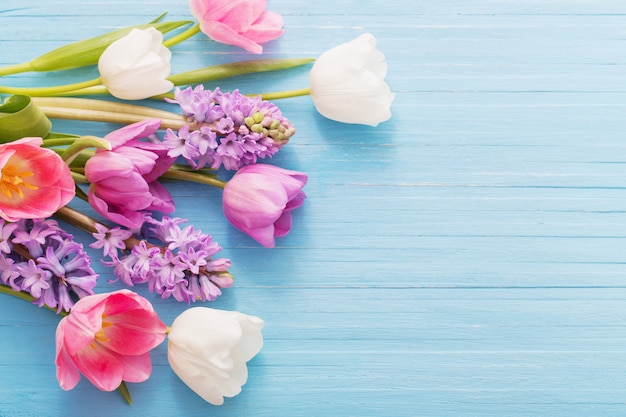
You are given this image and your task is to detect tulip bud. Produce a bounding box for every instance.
[167,307,265,405]
[309,33,395,126]
[98,27,174,100]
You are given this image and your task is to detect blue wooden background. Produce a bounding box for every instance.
[2,1,626,416]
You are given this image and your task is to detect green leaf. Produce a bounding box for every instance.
[30,20,192,72]
[0,95,52,142]
[166,58,315,86]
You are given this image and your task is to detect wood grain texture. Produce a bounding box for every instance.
[1,1,626,416]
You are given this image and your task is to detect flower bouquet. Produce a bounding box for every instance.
[0,0,393,408]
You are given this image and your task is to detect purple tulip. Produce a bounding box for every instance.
[222,164,307,248]
[85,119,176,228]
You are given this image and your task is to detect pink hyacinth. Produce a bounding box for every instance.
[0,137,74,222]
[222,164,307,248]
[85,119,176,228]
[189,0,284,54]
[55,290,167,392]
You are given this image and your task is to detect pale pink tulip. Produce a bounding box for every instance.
[55,289,167,391]
[0,137,74,222]
[189,0,284,54]
[222,164,307,248]
[85,119,176,228]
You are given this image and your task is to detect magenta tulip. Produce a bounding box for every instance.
[55,289,167,391]
[189,0,284,54]
[222,164,307,248]
[85,119,176,228]
[0,137,74,222]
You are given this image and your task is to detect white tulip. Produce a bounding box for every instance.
[167,307,265,406]
[309,33,395,127]
[98,27,173,100]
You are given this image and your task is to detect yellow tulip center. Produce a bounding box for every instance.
[95,318,113,343]
[0,163,38,200]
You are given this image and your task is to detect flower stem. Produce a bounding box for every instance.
[42,137,79,147]
[162,167,227,189]
[0,62,33,77]
[31,97,179,119]
[260,87,311,101]
[0,77,103,97]
[167,58,314,87]
[163,23,201,48]
[32,97,187,129]
[0,284,67,316]
[32,85,111,97]
[54,205,100,235]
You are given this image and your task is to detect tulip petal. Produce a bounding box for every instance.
[72,344,124,392]
[272,211,292,239]
[88,189,147,228]
[201,21,264,54]
[103,309,167,355]
[103,119,161,149]
[191,0,282,54]
[55,321,82,391]
[244,224,277,248]
[117,351,153,383]
[235,314,265,361]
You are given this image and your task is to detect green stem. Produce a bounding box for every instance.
[0,62,33,77]
[37,105,187,130]
[34,85,111,97]
[162,167,227,189]
[163,23,201,48]
[42,137,79,147]
[32,96,188,129]
[32,97,179,119]
[71,171,89,185]
[260,87,311,101]
[167,58,315,87]
[30,58,314,98]
[0,284,67,316]
[0,77,103,97]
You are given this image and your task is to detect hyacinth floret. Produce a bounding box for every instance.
[92,215,233,303]
[164,86,296,170]
[0,219,98,313]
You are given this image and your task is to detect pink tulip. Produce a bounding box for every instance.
[85,119,176,228]
[222,164,307,248]
[189,0,284,54]
[55,289,167,392]
[0,137,74,222]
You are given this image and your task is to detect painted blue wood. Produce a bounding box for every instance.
[2,0,626,416]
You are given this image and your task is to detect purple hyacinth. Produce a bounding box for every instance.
[164,86,296,170]
[91,215,233,303]
[0,219,98,313]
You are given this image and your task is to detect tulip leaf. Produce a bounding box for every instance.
[150,12,168,24]
[166,58,315,87]
[0,95,52,142]
[30,20,192,72]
